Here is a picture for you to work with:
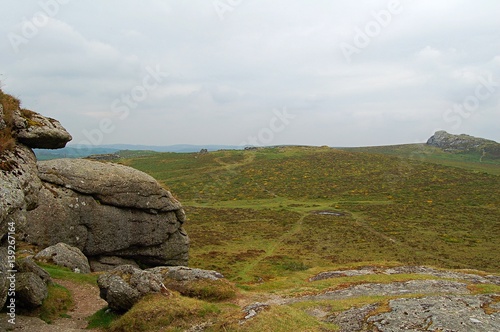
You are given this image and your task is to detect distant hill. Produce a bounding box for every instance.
[34,144,243,160]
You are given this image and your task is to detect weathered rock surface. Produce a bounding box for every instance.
[15,272,48,308]
[16,256,52,285]
[0,144,42,310]
[98,265,230,312]
[13,109,72,149]
[89,256,140,272]
[332,295,500,332]
[147,266,225,282]
[97,265,166,312]
[36,158,183,212]
[310,265,500,285]
[285,279,470,304]
[23,165,189,267]
[0,145,42,236]
[35,243,90,274]
[9,257,53,309]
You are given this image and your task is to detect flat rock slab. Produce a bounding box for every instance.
[284,280,470,304]
[310,265,500,285]
[333,294,500,332]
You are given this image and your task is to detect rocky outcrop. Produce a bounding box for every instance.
[97,265,167,312]
[13,109,72,149]
[34,243,91,274]
[333,294,500,332]
[427,130,500,159]
[1,90,189,311]
[98,265,231,312]
[1,93,72,309]
[21,158,189,269]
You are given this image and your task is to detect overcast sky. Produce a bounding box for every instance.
[1,0,499,147]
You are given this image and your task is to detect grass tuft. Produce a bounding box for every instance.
[87,307,120,329]
[38,283,73,323]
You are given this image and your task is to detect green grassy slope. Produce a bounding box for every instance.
[342,143,500,175]
[118,146,500,284]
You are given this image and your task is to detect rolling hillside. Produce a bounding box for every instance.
[117,146,500,281]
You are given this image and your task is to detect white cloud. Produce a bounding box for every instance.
[0,0,499,146]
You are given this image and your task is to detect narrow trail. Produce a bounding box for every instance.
[238,212,309,278]
[51,279,107,330]
[1,279,106,332]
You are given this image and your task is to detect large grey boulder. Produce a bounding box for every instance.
[16,256,52,285]
[9,256,52,309]
[37,158,183,212]
[97,265,166,312]
[35,243,91,274]
[16,272,48,308]
[0,145,42,231]
[22,158,189,269]
[0,145,42,310]
[13,109,72,149]
[98,265,231,312]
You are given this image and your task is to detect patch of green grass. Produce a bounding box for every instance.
[162,278,238,301]
[36,262,99,285]
[343,143,500,175]
[109,294,232,332]
[39,283,73,323]
[87,307,120,329]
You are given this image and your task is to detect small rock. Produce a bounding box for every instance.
[35,242,91,274]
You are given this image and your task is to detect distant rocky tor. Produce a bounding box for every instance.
[0,91,189,310]
[427,130,500,159]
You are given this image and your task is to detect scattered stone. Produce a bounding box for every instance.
[35,243,90,274]
[240,302,270,323]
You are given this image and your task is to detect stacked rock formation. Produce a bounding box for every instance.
[0,92,189,309]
